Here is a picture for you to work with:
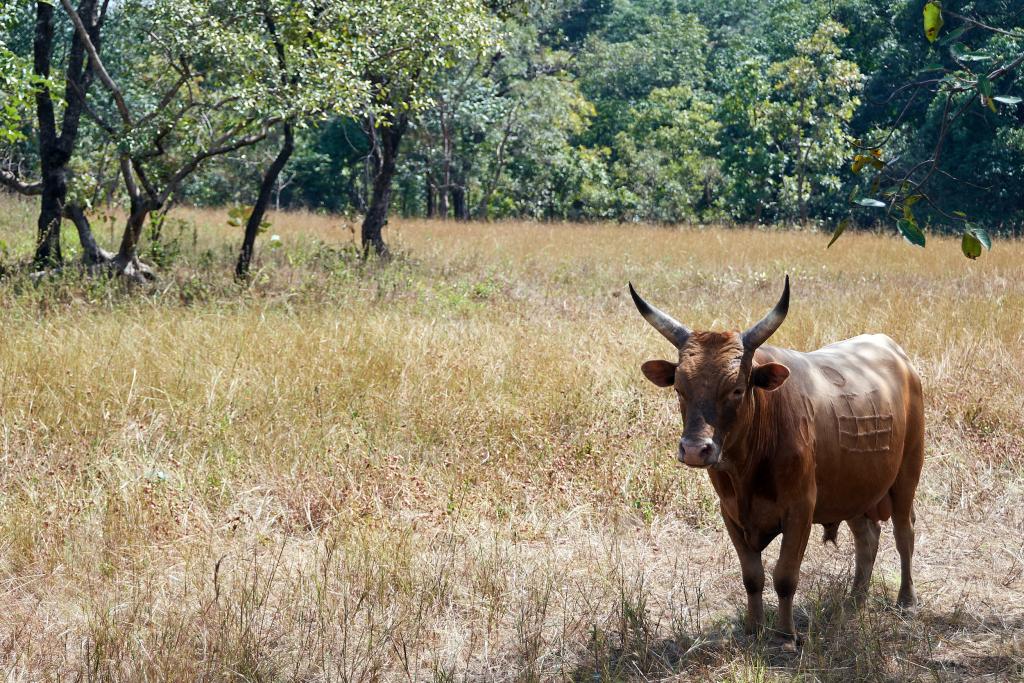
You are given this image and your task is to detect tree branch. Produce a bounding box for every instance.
[947,11,1024,39]
[0,167,44,196]
[158,117,280,205]
[60,0,132,126]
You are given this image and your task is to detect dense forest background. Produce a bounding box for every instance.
[2,0,1023,276]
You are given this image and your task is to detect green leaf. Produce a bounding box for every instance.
[855,197,886,208]
[827,218,851,249]
[977,75,993,97]
[898,219,926,247]
[961,231,982,259]
[951,44,992,62]
[994,95,1022,105]
[964,225,991,254]
[938,25,967,45]
[923,1,943,43]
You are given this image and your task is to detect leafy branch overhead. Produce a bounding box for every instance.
[837,0,1022,258]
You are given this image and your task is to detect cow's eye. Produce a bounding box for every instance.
[730,388,744,399]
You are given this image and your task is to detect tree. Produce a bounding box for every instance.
[401,12,596,222]
[721,21,862,223]
[0,1,112,268]
[234,0,372,280]
[61,0,368,280]
[609,85,721,222]
[0,4,35,146]
[769,21,862,223]
[577,6,709,150]
[357,0,495,257]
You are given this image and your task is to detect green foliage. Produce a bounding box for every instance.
[609,86,721,222]
[3,0,1022,256]
[720,21,862,223]
[357,0,497,115]
[0,5,40,143]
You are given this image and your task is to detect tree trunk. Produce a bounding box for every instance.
[32,2,64,267]
[438,184,449,220]
[112,157,157,283]
[476,101,520,219]
[35,167,65,265]
[65,203,113,266]
[236,122,294,281]
[796,136,810,224]
[361,112,409,258]
[452,184,468,221]
[425,175,436,218]
[439,107,450,220]
[112,200,156,282]
[31,0,101,268]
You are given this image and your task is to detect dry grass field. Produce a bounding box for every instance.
[0,195,1022,681]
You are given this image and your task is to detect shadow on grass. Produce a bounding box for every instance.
[566,584,1024,682]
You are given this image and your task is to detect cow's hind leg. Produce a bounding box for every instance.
[892,503,918,607]
[723,513,765,634]
[846,515,881,605]
[891,406,924,608]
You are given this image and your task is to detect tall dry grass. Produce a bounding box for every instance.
[0,196,1022,680]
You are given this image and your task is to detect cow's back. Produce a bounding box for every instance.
[758,334,923,524]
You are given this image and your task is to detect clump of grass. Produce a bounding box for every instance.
[0,196,1022,679]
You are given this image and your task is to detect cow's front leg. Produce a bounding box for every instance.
[774,507,813,646]
[723,513,764,634]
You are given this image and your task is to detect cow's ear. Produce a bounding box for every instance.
[641,360,677,388]
[751,362,790,391]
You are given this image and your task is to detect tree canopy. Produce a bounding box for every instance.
[1,0,1022,270]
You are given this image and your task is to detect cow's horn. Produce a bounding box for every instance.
[742,275,790,351]
[628,283,691,348]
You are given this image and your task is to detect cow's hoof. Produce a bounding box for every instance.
[897,589,919,611]
[780,637,800,654]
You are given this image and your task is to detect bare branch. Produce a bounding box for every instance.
[60,0,132,126]
[158,117,280,205]
[988,52,1024,82]
[866,78,943,107]
[0,167,44,196]
[947,11,1024,39]
[134,73,191,130]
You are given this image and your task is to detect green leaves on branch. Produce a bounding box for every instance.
[950,43,992,62]
[898,194,925,247]
[938,25,967,46]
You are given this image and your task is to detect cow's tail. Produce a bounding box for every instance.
[821,522,840,546]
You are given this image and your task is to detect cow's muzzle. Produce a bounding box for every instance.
[678,436,720,468]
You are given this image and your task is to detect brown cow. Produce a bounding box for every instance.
[630,276,924,645]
